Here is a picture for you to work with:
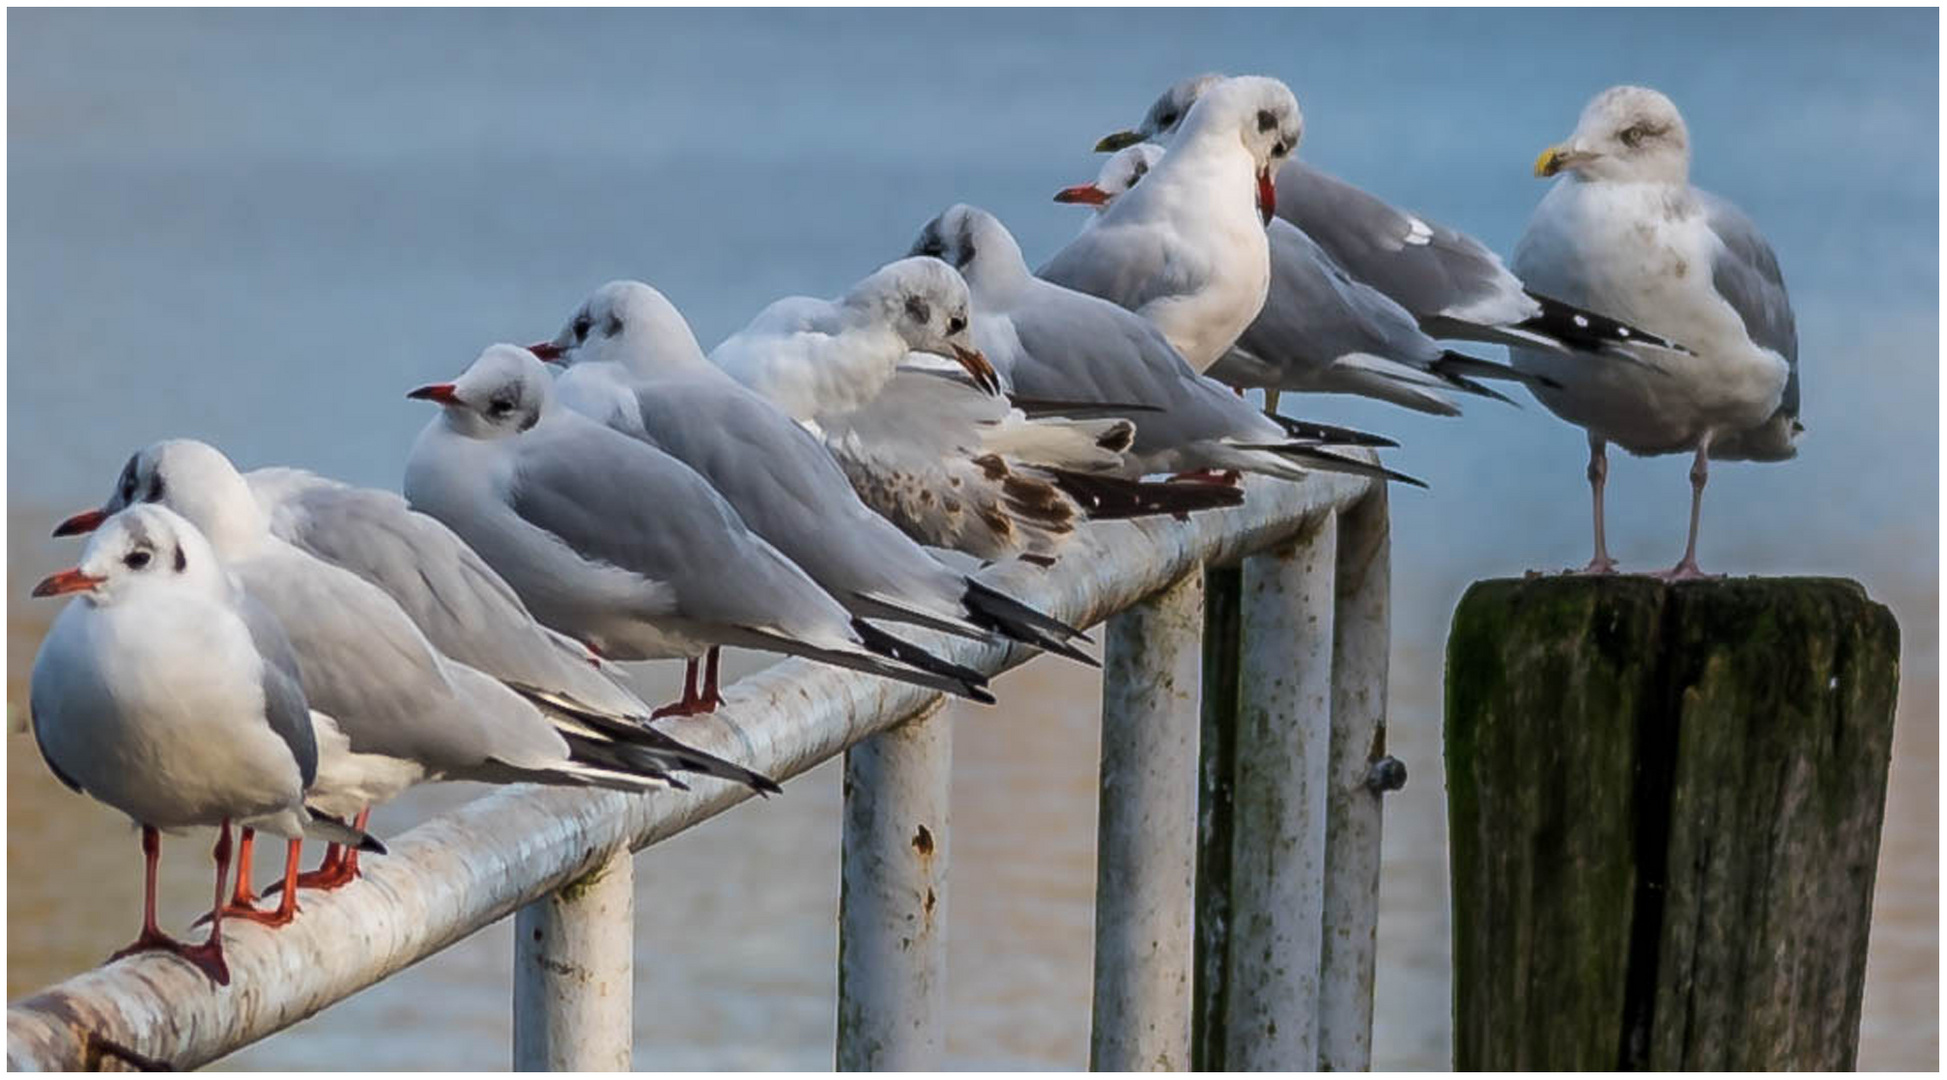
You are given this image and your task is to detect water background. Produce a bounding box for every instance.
[7,8,1937,1069]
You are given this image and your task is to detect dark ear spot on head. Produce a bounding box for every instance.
[603,313,623,338]
[517,409,540,433]
[146,473,166,503]
[173,545,187,572]
[1257,108,1277,133]
[904,295,930,325]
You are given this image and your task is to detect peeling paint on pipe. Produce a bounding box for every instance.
[513,848,634,1070]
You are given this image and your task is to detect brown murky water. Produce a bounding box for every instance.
[7,521,1936,1069]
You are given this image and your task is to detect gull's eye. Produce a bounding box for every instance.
[123,549,152,570]
[572,314,593,342]
[1157,109,1177,129]
[1619,124,1647,148]
[1257,108,1277,133]
[489,395,517,417]
[947,315,967,335]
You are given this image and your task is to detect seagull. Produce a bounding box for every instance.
[909,203,1422,489]
[1057,144,1548,416]
[709,257,1236,563]
[54,439,699,896]
[1040,75,1301,372]
[530,279,1095,666]
[1515,85,1799,579]
[404,345,996,709]
[1096,73,1683,358]
[28,504,385,984]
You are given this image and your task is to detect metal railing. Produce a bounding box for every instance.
[7,468,1392,1071]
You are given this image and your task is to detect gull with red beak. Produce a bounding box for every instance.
[405,345,997,710]
[28,504,383,984]
[1040,74,1300,373]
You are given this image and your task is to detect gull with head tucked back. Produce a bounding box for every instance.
[1040,75,1302,372]
[1516,85,1799,579]
[29,504,384,984]
[404,345,996,708]
[531,280,1095,671]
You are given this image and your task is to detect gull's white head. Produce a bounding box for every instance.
[1095,73,1225,151]
[842,256,998,392]
[410,344,557,440]
[33,503,227,606]
[1054,143,1166,212]
[907,203,1030,292]
[1536,85,1691,185]
[54,438,265,556]
[530,280,709,379]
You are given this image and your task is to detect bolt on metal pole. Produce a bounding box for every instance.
[1090,569,1202,1071]
[1225,515,1338,1070]
[513,848,635,1071]
[836,698,951,1071]
[1319,492,1392,1070]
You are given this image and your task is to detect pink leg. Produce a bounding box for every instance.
[1654,440,1721,582]
[653,654,723,719]
[700,647,725,710]
[1575,436,1619,575]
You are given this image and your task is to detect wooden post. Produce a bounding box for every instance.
[1319,490,1392,1071]
[836,699,951,1071]
[1090,570,1202,1071]
[1447,577,1900,1071]
[1223,515,1338,1070]
[513,849,634,1071]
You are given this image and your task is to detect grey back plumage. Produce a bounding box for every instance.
[1700,190,1798,416]
[234,591,319,789]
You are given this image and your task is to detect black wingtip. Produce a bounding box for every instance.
[852,619,994,702]
[1263,414,1401,449]
[1521,291,1692,356]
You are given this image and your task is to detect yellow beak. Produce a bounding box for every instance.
[1534,143,1591,178]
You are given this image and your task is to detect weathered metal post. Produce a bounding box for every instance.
[1191,564,1243,1071]
[1319,489,1393,1070]
[1447,577,1900,1070]
[1090,569,1203,1071]
[513,848,635,1071]
[1223,514,1338,1070]
[836,699,951,1071]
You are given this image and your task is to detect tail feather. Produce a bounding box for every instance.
[1039,466,1243,520]
[962,579,1098,667]
[511,683,783,795]
[848,621,998,705]
[1431,350,1558,391]
[304,808,388,854]
[1237,444,1429,488]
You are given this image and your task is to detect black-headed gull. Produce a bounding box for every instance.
[1097,73,1682,359]
[29,505,384,983]
[531,279,1095,664]
[909,204,1421,490]
[404,345,995,708]
[1517,85,1799,579]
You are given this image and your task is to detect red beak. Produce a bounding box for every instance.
[1257,168,1276,225]
[32,567,105,598]
[407,383,462,405]
[51,507,108,538]
[1052,183,1111,206]
[528,341,565,364]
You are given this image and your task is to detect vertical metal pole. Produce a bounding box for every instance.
[1090,569,1202,1071]
[513,848,635,1071]
[836,699,951,1071]
[1192,564,1243,1071]
[1319,491,1392,1070]
[1224,515,1338,1069]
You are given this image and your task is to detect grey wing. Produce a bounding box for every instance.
[1278,160,1536,327]
[511,420,852,639]
[1700,190,1798,414]
[1236,220,1444,372]
[1036,219,1179,314]
[235,591,320,788]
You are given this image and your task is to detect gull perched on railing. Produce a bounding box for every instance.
[28,505,385,985]
[1515,85,1800,579]
[528,279,1095,665]
[405,345,996,709]
[907,204,1421,489]
[1096,72,1682,358]
[1056,143,1549,417]
[53,439,704,908]
[1041,75,1304,372]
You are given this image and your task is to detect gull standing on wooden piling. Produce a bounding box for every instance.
[531,280,1096,664]
[1058,144,1547,416]
[1039,75,1303,372]
[908,204,1421,489]
[404,345,996,709]
[1096,73,1683,358]
[28,505,385,985]
[1515,85,1799,578]
[54,439,698,900]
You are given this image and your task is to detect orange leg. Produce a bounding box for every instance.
[113,822,233,986]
